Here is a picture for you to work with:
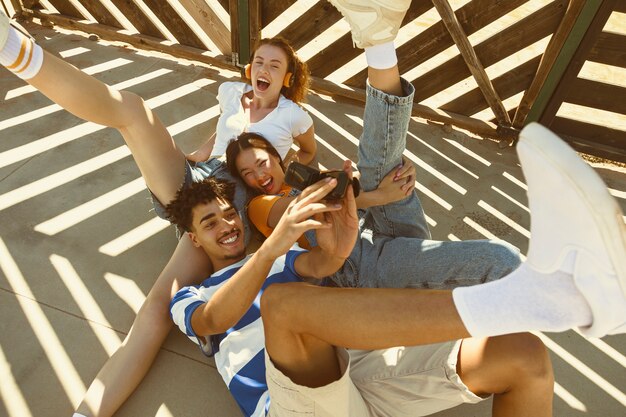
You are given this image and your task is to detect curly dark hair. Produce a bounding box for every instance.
[165,178,236,232]
[225,132,285,179]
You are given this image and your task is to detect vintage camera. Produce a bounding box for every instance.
[284,162,360,200]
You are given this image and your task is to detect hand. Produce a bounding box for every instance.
[374,156,416,204]
[315,160,359,260]
[262,177,344,260]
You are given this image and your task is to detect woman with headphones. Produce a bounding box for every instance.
[187,37,317,166]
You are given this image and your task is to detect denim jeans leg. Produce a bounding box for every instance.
[358,237,522,289]
[358,79,430,239]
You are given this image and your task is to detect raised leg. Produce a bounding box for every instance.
[1,17,186,206]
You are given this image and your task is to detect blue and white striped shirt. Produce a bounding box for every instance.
[170,246,307,417]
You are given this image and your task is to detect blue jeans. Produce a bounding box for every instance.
[331,80,521,289]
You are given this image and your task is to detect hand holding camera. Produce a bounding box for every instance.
[285,162,360,200]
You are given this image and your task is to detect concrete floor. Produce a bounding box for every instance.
[0,23,625,417]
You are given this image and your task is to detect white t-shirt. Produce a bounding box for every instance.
[213,82,313,158]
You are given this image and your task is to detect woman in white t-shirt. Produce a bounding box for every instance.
[187,37,317,166]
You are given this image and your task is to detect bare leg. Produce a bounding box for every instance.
[75,235,212,417]
[368,65,402,96]
[262,283,469,387]
[22,49,187,206]
[458,335,553,417]
[262,285,553,415]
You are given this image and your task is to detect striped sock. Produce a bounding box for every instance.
[0,25,43,80]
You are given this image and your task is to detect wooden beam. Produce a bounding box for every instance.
[249,0,260,49]
[310,77,499,139]
[109,0,162,38]
[588,31,626,68]
[411,1,566,103]
[140,0,206,49]
[538,0,618,127]
[512,0,586,128]
[74,0,123,28]
[8,0,23,15]
[176,0,231,53]
[442,56,541,117]
[45,0,84,18]
[229,0,240,64]
[27,9,233,69]
[432,0,510,127]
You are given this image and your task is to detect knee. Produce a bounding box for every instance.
[116,90,147,129]
[260,283,300,331]
[506,333,553,386]
[487,240,523,277]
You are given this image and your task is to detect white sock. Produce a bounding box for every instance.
[452,263,592,337]
[0,25,43,79]
[364,41,397,69]
[72,414,87,417]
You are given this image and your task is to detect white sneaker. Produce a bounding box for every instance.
[0,11,9,51]
[328,0,411,48]
[517,123,626,338]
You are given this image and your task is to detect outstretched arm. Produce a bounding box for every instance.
[188,178,344,336]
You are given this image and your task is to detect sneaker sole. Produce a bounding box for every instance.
[519,123,626,299]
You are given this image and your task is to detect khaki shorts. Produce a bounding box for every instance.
[265,341,485,417]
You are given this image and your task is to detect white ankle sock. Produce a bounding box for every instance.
[364,41,397,69]
[72,414,87,417]
[452,263,592,337]
[0,25,43,79]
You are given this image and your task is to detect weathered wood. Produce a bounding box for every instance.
[140,0,205,49]
[8,0,23,15]
[565,78,626,115]
[217,0,229,13]
[540,0,618,127]
[310,77,499,139]
[108,0,163,38]
[551,117,626,158]
[275,1,341,50]
[75,0,123,28]
[249,0,261,49]
[442,56,541,117]
[432,0,510,126]
[28,9,233,68]
[229,0,239,64]
[45,0,84,18]
[176,0,231,53]
[512,0,586,128]
[261,0,295,27]
[588,31,626,68]
[346,0,528,87]
[411,1,566,103]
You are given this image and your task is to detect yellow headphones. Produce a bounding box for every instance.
[244,64,293,88]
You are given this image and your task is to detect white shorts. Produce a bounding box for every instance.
[265,340,485,417]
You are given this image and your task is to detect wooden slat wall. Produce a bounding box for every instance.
[539,0,625,161]
[4,0,625,161]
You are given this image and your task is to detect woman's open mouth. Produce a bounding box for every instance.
[260,177,274,194]
[256,77,270,92]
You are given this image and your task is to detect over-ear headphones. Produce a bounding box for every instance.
[244,64,293,88]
